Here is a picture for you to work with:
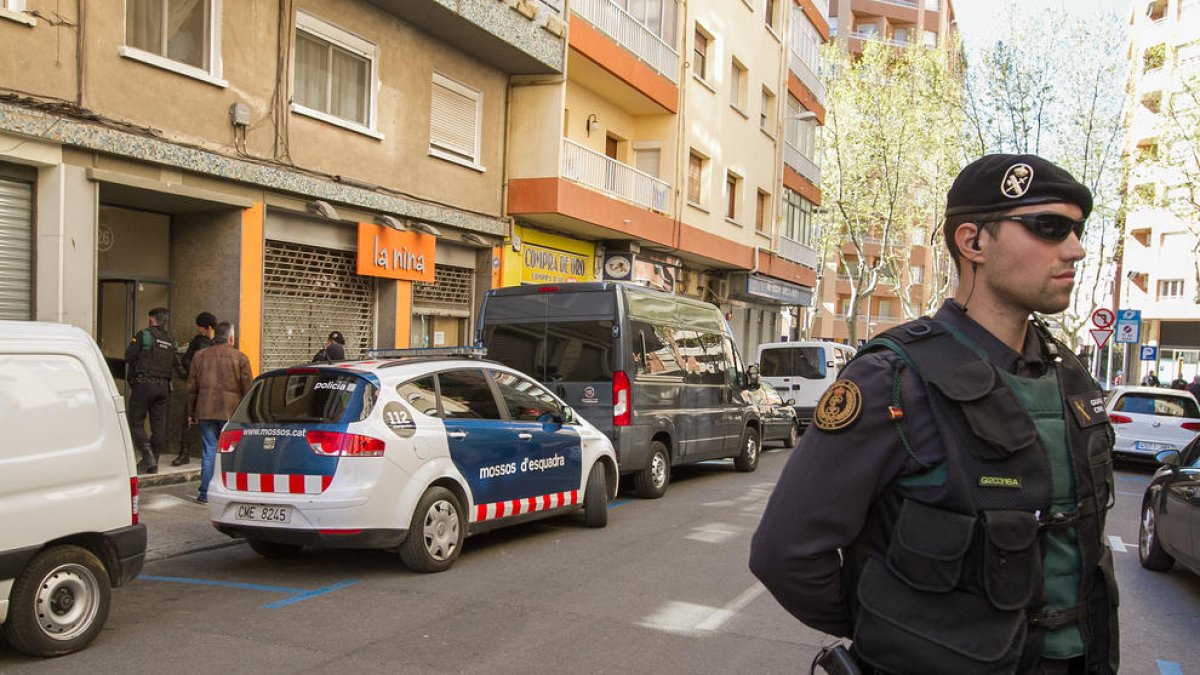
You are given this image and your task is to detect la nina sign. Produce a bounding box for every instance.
[356,223,436,283]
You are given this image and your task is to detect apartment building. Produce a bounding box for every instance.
[808,0,955,344]
[505,0,829,359]
[1120,0,1200,383]
[0,0,565,371]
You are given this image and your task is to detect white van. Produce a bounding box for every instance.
[0,321,146,657]
[755,341,856,429]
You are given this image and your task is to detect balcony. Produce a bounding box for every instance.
[784,142,821,186]
[561,138,670,212]
[850,31,912,47]
[880,0,918,8]
[789,49,825,100]
[572,0,679,82]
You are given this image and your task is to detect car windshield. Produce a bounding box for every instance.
[1113,392,1200,418]
[232,371,377,424]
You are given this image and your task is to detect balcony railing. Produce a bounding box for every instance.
[849,31,911,47]
[572,0,679,82]
[784,141,821,186]
[562,138,670,212]
[880,0,919,8]
[788,49,825,100]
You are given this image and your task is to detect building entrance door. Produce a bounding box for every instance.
[97,278,171,392]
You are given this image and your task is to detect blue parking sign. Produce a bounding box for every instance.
[1140,345,1158,361]
[1115,309,1141,344]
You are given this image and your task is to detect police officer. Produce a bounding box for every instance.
[169,311,217,467]
[750,155,1118,675]
[313,330,346,363]
[126,307,178,474]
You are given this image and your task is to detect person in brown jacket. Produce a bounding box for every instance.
[187,321,253,504]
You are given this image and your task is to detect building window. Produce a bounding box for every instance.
[122,0,223,83]
[688,151,705,205]
[924,0,940,10]
[781,188,816,246]
[293,11,378,134]
[855,20,880,37]
[785,94,817,156]
[761,87,776,132]
[893,27,912,43]
[756,190,769,232]
[923,29,938,48]
[730,59,747,109]
[789,8,821,73]
[764,0,777,31]
[911,265,925,284]
[1158,278,1185,299]
[429,73,484,169]
[694,28,710,80]
[726,172,741,220]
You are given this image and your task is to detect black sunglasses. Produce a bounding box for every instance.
[979,213,1086,242]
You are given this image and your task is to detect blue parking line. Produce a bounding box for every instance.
[608,498,630,509]
[1157,659,1183,675]
[1118,476,1149,483]
[140,575,359,609]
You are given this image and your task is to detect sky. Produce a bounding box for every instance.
[954,0,1132,50]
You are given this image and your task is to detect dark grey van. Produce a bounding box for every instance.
[477,282,761,498]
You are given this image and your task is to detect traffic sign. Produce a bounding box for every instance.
[1115,309,1141,344]
[1090,329,1113,348]
[1140,345,1158,361]
[1091,308,1115,329]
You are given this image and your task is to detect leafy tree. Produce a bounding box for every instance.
[1152,69,1200,301]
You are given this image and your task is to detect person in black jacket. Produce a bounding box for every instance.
[126,307,178,474]
[313,330,346,363]
[170,311,217,466]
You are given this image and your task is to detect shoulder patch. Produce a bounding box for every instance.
[813,379,863,431]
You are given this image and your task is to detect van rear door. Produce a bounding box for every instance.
[758,345,826,396]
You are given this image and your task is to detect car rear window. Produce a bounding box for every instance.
[1114,393,1200,418]
[484,321,613,383]
[232,371,377,424]
[759,347,824,379]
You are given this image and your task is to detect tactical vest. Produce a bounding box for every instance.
[846,319,1118,675]
[131,326,176,380]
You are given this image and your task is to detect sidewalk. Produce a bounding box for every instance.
[138,458,201,488]
[138,469,239,563]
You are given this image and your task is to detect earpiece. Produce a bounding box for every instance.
[970,237,981,251]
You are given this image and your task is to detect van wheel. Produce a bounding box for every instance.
[786,422,800,448]
[247,539,302,559]
[583,462,609,528]
[400,487,464,573]
[1139,501,1174,572]
[2,545,110,657]
[734,427,760,472]
[634,441,670,499]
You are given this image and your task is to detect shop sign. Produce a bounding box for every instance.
[521,243,589,284]
[734,273,813,306]
[356,223,436,282]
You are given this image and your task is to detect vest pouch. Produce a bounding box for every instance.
[855,558,1027,675]
[886,500,975,592]
[1087,425,1116,512]
[982,510,1041,610]
[931,363,1038,461]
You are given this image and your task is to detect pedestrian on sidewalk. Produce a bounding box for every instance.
[313,330,346,363]
[750,155,1118,674]
[171,311,217,467]
[1188,375,1200,401]
[187,321,253,504]
[126,306,178,475]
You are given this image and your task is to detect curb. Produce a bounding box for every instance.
[139,469,200,488]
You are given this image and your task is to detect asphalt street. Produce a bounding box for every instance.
[1,446,1197,674]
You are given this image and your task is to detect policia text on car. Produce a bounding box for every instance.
[750,155,1118,675]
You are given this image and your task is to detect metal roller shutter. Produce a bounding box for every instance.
[0,177,33,320]
[413,263,474,312]
[261,240,375,371]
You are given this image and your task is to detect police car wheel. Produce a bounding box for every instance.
[583,462,609,528]
[2,545,111,657]
[400,487,464,573]
[247,538,302,559]
[786,422,800,448]
[634,441,670,499]
[1138,501,1175,572]
[734,427,760,472]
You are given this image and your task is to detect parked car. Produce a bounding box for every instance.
[209,351,618,573]
[478,282,762,499]
[755,341,856,429]
[746,382,800,448]
[0,321,146,657]
[1105,385,1200,461]
[1138,439,1200,578]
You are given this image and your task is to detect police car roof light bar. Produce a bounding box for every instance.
[366,346,487,360]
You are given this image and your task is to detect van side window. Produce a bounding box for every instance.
[632,320,683,379]
[697,332,728,386]
[397,376,440,417]
[436,369,502,419]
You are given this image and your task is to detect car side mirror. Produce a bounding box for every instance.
[785,398,796,407]
[745,364,760,389]
[537,411,564,427]
[1155,449,1182,467]
[560,406,576,425]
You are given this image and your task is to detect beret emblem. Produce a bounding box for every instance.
[1001,163,1034,199]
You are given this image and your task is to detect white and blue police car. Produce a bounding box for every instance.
[208,348,618,572]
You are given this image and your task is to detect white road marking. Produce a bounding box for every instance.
[1108,535,1130,552]
[638,583,768,635]
[684,523,740,544]
[695,583,768,631]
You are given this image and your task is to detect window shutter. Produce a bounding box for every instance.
[0,177,33,320]
[430,79,478,162]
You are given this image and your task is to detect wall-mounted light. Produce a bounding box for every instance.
[586,113,600,137]
[791,111,818,122]
[409,221,442,237]
[376,215,404,230]
[307,199,340,221]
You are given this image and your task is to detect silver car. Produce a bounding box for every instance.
[1106,386,1200,461]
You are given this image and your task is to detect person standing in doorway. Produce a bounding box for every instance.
[170,311,217,466]
[126,307,177,474]
[187,321,253,504]
[751,155,1118,674]
[313,331,346,363]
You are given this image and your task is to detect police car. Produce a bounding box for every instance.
[208,348,618,572]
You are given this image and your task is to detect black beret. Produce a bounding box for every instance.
[945,154,1092,219]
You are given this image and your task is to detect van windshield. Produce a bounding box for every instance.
[759,347,824,379]
[231,371,377,424]
[484,321,614,383]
